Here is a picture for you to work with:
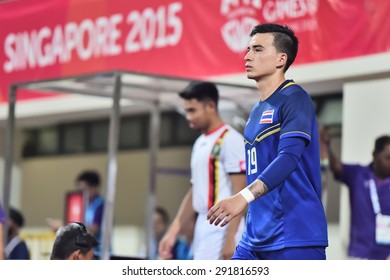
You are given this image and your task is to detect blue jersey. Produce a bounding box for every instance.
[85,195,104,255]
[240,80,328,252]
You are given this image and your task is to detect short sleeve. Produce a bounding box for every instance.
[334,163,361,189]
[280,89,315,143]
[221,130,246,174]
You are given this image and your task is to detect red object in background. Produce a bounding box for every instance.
[64,190,86,224]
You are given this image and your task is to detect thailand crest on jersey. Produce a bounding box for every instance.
[259,110,274,124]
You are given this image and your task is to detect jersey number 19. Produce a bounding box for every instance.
[247,147,257,175]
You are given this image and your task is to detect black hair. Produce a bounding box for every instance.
[249,23,298,72]
[50,222,98,260]
[76,170,100,187]
[9,207,24,228]
[374,135,390,154]
[155,206,170,225]
[179,81,219,106]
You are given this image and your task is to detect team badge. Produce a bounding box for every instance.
[259,110,274,124]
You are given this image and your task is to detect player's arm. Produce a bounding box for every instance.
[222,173,246,259]
[208,137,306,227]
[159,187,195,259]
[207,178,267,227]
[319,127,343,177]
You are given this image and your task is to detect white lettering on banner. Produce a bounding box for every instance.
[221,0,262,15]
[125,2,183,53]
[3,14,124,73]
[263,0,318,22]
[2,2,183,73]
[221,17,259,52]
[220,0,261,53]
[220,0,319,53]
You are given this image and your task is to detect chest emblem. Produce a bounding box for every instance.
[259,110,274,124]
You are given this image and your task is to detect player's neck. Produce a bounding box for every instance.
[8,230,17,240]
[204,119,225,135]
[256,75,286,101]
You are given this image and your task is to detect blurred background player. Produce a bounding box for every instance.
[159,81,247,260]
[47,170,104,257]
[5,207,30,259]
[153,206,192,260]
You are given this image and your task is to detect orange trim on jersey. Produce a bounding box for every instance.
[208,128,229,209]
[205,123,226,136]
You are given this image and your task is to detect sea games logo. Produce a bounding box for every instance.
[220,0,261,53]
[220,0,319,53]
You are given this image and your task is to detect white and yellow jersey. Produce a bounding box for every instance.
[191,124,246,214]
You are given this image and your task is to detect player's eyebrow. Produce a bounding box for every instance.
[248,44,264,50]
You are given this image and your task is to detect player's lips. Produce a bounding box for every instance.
[245,65,252,70]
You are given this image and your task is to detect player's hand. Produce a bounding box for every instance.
[207,194,247,227]
[318,125,331,146]
[158,231,176,260]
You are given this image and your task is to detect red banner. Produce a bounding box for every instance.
[1,0,389,103]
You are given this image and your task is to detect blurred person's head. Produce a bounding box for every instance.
[372,135,390,179]
[153,207,170,242]
[50,222,98,260]
[75,170,101,200]
[179,81,221,134]
[8,207,24,239]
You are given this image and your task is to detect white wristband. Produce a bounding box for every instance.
[239,188,255,203]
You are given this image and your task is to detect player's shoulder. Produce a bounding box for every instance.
[343,163,368,171]
[280,82,309,97]
[193,133,205,144]
[279,82,314,108]
[224,125,244,142]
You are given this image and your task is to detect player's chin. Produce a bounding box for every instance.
[189,123,199,130]
[246,72,256,80]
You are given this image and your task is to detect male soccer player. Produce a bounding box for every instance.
[207,23,328,260]
[159,81,246,260]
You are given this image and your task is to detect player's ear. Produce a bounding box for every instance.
[206,99,217,111]
[276,53,287,69]
[68,249,81,260]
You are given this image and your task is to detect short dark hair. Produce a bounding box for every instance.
[374,135,390,153]
[250,23,298,72]
[50,222,98,260]
[9,207,24,228]
[76,170,100,187]
[179,81,219,106]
